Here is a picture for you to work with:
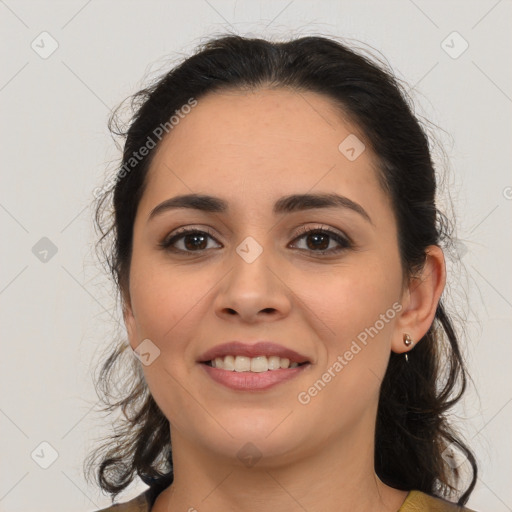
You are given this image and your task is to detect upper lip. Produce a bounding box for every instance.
[198,341,310,364]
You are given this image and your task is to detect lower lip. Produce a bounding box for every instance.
[200,363,310,391]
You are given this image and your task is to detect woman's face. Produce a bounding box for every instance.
[124,88,406,464]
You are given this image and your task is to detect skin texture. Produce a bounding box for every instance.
[123,88,446,512]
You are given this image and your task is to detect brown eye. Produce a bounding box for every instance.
[290,226,352,255]
[159,228,221,253]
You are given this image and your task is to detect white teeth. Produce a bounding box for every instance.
[250,356,268,373]
[223,355,235,370]
[209,355,305,372]
[267,356,281,370]
[234,356,251,372]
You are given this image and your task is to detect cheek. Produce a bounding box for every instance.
[128,253,204,344]
[295,272,399,423]
[299,260,401,342]
[127,258,207,431]
[295,258,401,405]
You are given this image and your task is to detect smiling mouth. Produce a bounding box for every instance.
[201,355,310,372]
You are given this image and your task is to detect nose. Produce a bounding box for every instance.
[213,243,292,324]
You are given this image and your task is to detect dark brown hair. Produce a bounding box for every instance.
[85,34,477,505]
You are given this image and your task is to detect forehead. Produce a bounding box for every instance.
[140,87,388,219]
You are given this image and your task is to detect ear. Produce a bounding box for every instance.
[391,245,446,354]
[122,292,138,351]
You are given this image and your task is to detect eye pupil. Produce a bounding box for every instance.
[307,233,329,250]
[185,234,207,251]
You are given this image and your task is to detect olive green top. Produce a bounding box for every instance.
[94,489,477,511]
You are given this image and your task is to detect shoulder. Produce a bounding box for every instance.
[93,489,151,512]
[399,490,478,512]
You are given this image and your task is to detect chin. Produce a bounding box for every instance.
[188,413,308,465]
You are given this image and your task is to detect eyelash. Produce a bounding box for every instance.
[159,225,352,256]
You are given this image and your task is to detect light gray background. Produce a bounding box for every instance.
[1,1,511,511]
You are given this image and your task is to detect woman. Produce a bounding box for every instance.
[87,34,478,511]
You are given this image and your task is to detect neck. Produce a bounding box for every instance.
[152,420,407,512]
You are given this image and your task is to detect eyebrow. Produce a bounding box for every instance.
[147,192,372,224]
